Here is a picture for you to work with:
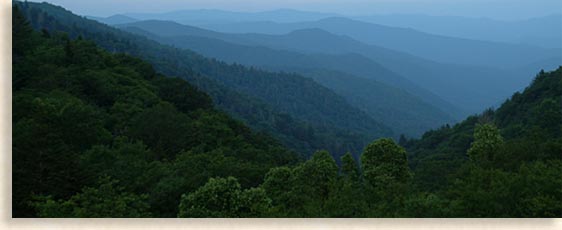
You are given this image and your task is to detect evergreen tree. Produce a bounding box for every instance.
[340,152,359,181]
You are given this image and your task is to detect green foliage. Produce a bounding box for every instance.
[295,151,339,198]
[12,9,296,218]
[151,76,212,112]
[238,187,273,217]
[514,160,562,217]
[261,166,294,216]
[408,68,562,217]
[445,161,562,217]
[361,138,411,187]
[12,6,37,58]
[177,177,271,218]
[177,177,242,218]
[12,2,562,218]
[400,193,450,217]
[260,152,342,217]
[15,1,392,160]
[32,177,151,218]
[324,153,367,217]
[340,152,359,180]
[467,124,504,167]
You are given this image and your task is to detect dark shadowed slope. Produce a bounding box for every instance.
[404,67,562,192]
[16,1,392,158]
[13,6,299,217]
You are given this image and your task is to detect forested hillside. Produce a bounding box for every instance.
[12,1,561,218]
[118,23,455,137]
[15,1,392,158]
[183,67,562,217]
[116,20,463,119]
[404,67,562,197]
[13,6,299,217]
[128,18,559,114]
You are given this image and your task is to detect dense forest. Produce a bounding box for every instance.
[14,1,392,160]
[13,7,298,217]
[12,2,562,218]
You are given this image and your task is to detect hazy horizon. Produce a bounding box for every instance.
[36,0,562,20]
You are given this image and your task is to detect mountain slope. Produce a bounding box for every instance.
[119,23,456,137]
[117,20,463,116]
[12,6,299,217]
[15,1,395,159]
[197,17,561,69]
[128,10,562,49]
[219,27,556,114]
[404,67,562,191]
[118,19,539,115]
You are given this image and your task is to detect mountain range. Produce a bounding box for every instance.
[115,19,560,116]
[12,1,562,218]
[117,21,458,137]
[96,8,562,50]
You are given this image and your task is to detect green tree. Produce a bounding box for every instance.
[261,166,295,216]
[447,166,518,217]
[32,177,151,218]
[152,76,213,113]
[238,187,272,217]
[340,152,359,181]
[324,152,367,217]
[127,102,195,160]
[533,98,562,137]
[361,138,411,187]
[467,124,504,167]
[177,177,271,218]
[514,160,562,217]
[292,150,338,216]
[401,193,449,217]
[177,177,242,218]
[360,138,411,217]
[12,6,36,58]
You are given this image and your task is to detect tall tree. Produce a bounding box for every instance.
[467,124,504,167]
[361,138,411,187]
[360,138,411,217]
[340,152,359,181]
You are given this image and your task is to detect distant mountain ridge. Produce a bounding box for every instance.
[123,8,341,25]
[354,13,562,49]
[222,17,561,69]
[116,19,558,116]
[119,24,457,137]
[115,20,462,115]
[87,14,138,25]
[113,8,562,50]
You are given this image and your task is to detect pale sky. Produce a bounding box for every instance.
[38,0,562,20]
